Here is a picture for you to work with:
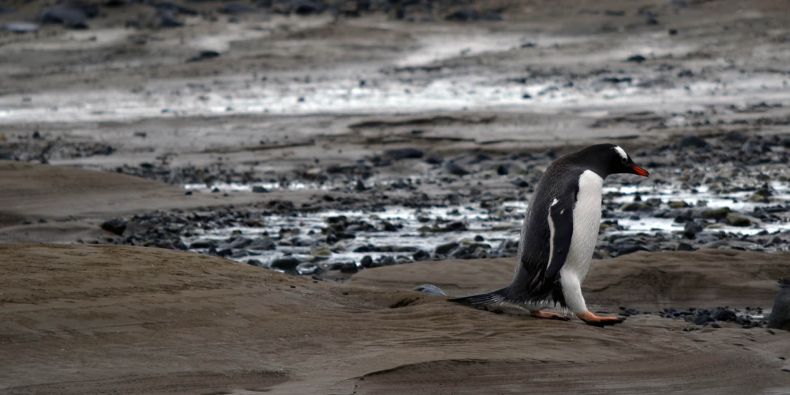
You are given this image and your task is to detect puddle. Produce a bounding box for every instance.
[1,62,788,125]
[396,32,524,67]
[183,181,790,268]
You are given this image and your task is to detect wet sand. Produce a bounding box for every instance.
[1,0,789,393]
[1,244,788,394]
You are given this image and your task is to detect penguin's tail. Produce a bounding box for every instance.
[448,287,510,310]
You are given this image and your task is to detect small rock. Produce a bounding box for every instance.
[725,213,751,227]
[40,5,88,29]
[271,257,301,271]
[444,161,470,176]
[435,242,459,255]
[339,262,358,274]
[219,2,257,14]
[511,178,529,188]
[384,148,424,160]
[677,135,709,149]
[246,259,265,267]
[676,242,695,251]
[702,207,731,220]
[229,236,253,249]
[100,218,127,236]
[252,185,268,193]
[248,237,276,250]
[412,249,431,261]
[622,202,651,211]
[189,239,217,249]
[668,200,689,209]
[445,8,502,22]
[626,54,646,63]
[188,50,221,62]
[683,221,703,239]
[360,255,374,268]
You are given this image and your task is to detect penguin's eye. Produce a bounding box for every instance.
[621,157,628,165]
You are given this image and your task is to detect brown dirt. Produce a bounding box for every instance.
[1,244,788,394]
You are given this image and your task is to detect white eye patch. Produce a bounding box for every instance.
[614,145,628,160]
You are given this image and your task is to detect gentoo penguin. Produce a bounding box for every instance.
[450,144,649,326]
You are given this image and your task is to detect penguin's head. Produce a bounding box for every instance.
[575,144,649,178]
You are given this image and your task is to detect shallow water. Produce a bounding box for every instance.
[183,181,789,268]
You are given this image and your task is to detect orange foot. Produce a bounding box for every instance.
[576,311,625,327]
[530,310,570,321]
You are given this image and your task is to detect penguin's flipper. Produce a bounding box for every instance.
[448,287,509,310]
[544,196,575,281]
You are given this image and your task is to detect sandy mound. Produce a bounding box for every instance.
[1,244,788,394]
[351,249,790,310]
[0,161,306,242]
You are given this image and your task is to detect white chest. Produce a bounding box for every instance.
[564,170,603,280]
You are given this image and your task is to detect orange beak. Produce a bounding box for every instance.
[630,165,649,177]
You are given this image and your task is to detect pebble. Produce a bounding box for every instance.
[444,161,470,176]
[435,242,459,255]
[725,213,752,227]
[271,257,301,271]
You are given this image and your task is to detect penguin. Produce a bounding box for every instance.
[450,144,649,326]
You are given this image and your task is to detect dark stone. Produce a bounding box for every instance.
[229,236,253,249]
[425,155,444,165]
[626,54,646,63]
[188,50,221,62]
[159,10,183,28]
[189,239,217,249]
[768,279,790,331]
[702,207,731,220]
[693,312,713,325]
[511,178,529,188]
[445,8,502,22]
[725,213,751,227]
[272,0,326,15]
[435,242,459,255]
[252,185,268,193]
[40,5,88,29]
[248,237,276,250]
[219,2,257,14]
[412,249,430,261]
[711,307,738,322]
[100,218,127,236]
[444,161,469,176]
[246,259,265,267]
[496,164,509,175]
[676,242,695,251]
[339,262,358,273]
[360,255,374,268]
[677,135,709,148]
[683,221,703,239]
[384,148,424,160]
[445,221,467,231]
[271,257,301,271]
